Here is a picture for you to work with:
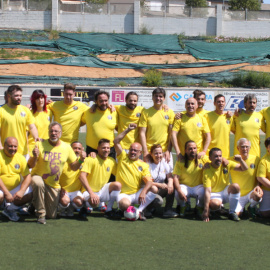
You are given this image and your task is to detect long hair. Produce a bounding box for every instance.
[30,89,47,114]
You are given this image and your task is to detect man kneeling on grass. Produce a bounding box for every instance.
[79,139,122,220]
[114,123,157,221]
[202,148,248,222]
[0,137,33,222]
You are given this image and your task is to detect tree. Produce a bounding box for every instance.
[185,0,207,7]
[228,0,261,10]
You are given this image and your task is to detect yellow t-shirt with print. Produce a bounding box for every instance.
[231,112,265,157]
[48,101,89,143]
[116,151,152,195]
[205,111,233,158]
[257,153,270,192]
[0,104,34,155]
[115,105,144,150]
[59,162,82,193]
[31,140,77,189]
[139,106,175,152]
[261,107,270,139]
[230,155,260,196]
[80,155,116,193]
[28,110,52,152]
[172,114,210,155]
[82,108,117,149]
[203,160,237,193]
[173,155,209,187]
[0,150,29,191]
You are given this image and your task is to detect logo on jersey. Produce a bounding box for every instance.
[136,113,141,117]
[250,164,255,169]
[73,106,78,110]
[165,115,169,120]
[107,115,112,120]
[223,168,228,174]
[107,167,110,172]
[197,122,202,127]
[226,119,231,124]
[138,166,143,172]
[20,112,26,117]
[47,116,50,121]
[199,163,203,168]
[14,164,20,170]
[255,118,259,123]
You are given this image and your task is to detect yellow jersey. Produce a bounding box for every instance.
[257,153,270,192]
[203,160,237,193]
[82,108,117,149]
[116,151,152,194]
[115,105,144,150]
[205,111,233,158]
[31,140,77,189]
[59,162,82,193]
[0,150,29,191]
[48,101,89,143]
[0,104,34,155]
[230,155,260,196]
[80,155,116,193]
[139,106,175,152]
[231,112,265,157]
[172,113,210,154]
[261,107,270,139]
[173,155,209,187]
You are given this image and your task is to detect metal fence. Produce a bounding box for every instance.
[59,0,134,14]
[224,9,270,21]
[1,0,51,11]
[141,4,216,18]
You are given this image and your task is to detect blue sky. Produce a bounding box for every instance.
[264,0,270,3]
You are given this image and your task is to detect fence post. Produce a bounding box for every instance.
[216,5,223,36]
[134,0,140,34]
[51,0,59,30]
[245,8,247,21]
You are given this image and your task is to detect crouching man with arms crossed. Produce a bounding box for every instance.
[114,123,156,221]
[79,139,122,219]
[202,148,248,222]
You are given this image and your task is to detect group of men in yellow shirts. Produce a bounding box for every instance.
[0,84,269,224]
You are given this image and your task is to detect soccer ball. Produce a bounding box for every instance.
[124,206,139,221]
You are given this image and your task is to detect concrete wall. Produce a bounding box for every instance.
[0,1,270,37]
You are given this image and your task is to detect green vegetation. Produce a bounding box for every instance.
[206,35,270,43]
[139,24,152,35]
[48,30,60,40]
[185,0,207,7]
[229,0,261,10]
[224,71,270,88]
[0,48,67,60]
[115,81,128,87]
[199,80,209,87]
[142,68,163,86]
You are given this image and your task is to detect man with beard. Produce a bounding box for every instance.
[28,122,86,224]
[115,123,156,221]
[172,98,211,160]
[79,139,121,219]
[0,85,38,155]
[232,94,265,157]
[82,90,117,159]
[202,148,248,222]
[193,89,209,117]
[173,141,208,218]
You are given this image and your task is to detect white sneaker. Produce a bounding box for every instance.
[2,209,20,222]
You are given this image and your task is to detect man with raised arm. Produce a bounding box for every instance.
[172,97,211,160]
[230,138,262,218]
[139,87,174,163]
[28,122,86,224]
[202,148,248,222]
[0,137,33,222]
[48,83,89,144]
[0,85,38,155]
[114,123,156,221]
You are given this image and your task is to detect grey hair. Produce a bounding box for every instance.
[244,94,257,103]
[237,138,251,147]
[49,121,62,131]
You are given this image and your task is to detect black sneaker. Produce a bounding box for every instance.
[228,212,240,222]
[78,207,87,219]
[175,205,180,214]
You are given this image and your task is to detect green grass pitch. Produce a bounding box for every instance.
[1,134,270,269]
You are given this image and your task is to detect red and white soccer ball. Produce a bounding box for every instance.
[124,206,139,221]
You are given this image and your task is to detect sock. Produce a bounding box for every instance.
[59,203,69,209]
[138,192,156,212]
[107,190,120,211]
[72,202,81,209]
[229,193,240,213]
[175,192,185,207]
[250,198,262,208]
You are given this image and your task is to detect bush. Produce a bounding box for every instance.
[142,68,163,87]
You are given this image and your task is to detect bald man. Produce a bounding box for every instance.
[172,98,211,160]
[0,137,32,222]
[114,124,156,221]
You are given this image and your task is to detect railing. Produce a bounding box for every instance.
[224,9,270,21]
[1,0,51,11]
